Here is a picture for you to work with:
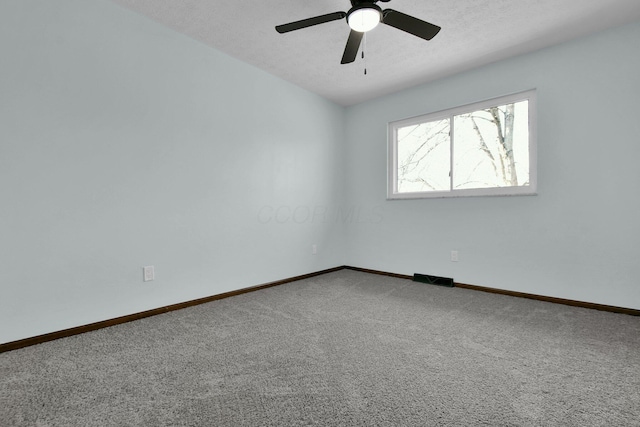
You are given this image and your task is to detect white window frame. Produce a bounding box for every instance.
[387,90,537,199]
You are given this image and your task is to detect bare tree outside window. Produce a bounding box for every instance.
[453,100,529,190]
[390,91,535,199]
[397,118,449,192]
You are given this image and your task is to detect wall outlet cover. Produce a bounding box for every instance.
[143,266,155,282]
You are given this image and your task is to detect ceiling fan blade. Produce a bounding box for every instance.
[276,11,346,33]
[381,9,441,41]
[341,30,364,64]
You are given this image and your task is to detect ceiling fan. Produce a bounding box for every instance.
[275,0,441,65]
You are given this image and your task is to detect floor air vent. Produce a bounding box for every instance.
[413,273,454,287]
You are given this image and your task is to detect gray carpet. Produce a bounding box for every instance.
[2,270,639,426]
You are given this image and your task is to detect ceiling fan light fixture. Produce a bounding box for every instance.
[347,4,382,33]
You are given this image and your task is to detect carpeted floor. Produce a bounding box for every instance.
[2,270,639,426]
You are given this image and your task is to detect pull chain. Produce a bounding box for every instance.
[362,32,367,75]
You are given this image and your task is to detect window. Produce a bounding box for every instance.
[388,90,536,199]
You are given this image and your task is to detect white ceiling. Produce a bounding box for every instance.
[109,0,640,106]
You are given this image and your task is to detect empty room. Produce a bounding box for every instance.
[1,0,639,425]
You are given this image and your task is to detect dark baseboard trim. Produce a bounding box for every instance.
[343,265,413,280]
[341,265,640,317]
[453,282,640,316]
[3,265,638,353]
[0,266,343,354]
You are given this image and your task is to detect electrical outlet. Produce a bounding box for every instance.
[143,265,155,282]
[312,244,317,255]
[451,251,459,262]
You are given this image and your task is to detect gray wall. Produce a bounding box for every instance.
[0,1,346,343]
[344,21,640,310]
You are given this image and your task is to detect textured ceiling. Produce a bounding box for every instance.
[108,0,640,106]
